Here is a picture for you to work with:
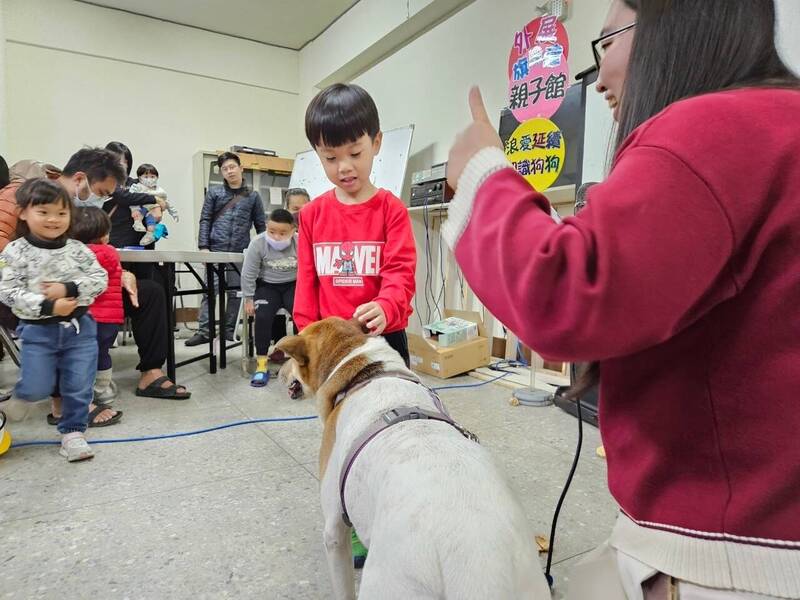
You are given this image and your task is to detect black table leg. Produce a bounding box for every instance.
[164,262,177,382]
[206,263,217,374]
[219,262,227,370]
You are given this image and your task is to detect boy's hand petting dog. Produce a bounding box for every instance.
[41,282,68,300]
[353,301,387,336]
[53,297,78,317]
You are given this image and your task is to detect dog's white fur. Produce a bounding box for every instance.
[300,335,550,600]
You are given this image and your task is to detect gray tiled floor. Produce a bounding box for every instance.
[0,334,619,599]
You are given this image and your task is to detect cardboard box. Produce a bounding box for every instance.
[409,310,491,378]
[423,316,479,347]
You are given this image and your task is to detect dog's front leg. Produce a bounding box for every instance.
[323,515,355,600]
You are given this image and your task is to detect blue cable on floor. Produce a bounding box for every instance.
[10,415,318,448]
[9,371,512,449]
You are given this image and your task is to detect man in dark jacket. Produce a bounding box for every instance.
[186,152,266,346]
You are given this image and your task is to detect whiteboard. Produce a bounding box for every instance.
[289,125,415,200]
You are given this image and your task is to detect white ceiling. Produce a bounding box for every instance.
[79,0,360,50]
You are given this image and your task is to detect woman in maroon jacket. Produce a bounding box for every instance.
[446,0,799,598]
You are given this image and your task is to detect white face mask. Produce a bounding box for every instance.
[266,235,291,251]
[74,179,108,208]
[139,175,158,188]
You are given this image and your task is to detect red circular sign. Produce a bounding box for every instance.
[507,16,570,121]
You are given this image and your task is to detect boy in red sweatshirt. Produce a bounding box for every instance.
[294,83,416,365]
[294,83,417,568]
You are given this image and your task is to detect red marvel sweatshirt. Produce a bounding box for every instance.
[294,188,416,333]
[443,89,800,559]
[87,243,123,324]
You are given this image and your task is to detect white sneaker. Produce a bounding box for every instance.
[60,432,94,462]
[133,221,146,232]
[140,231,156,246]
[0,398,34,422]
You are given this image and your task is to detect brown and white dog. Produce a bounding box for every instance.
[276,317,550,600]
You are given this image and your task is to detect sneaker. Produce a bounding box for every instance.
[139,231,156,246]
[352,529,368,569]
[153,223,168,241]
[185,333,210,347]
[59,432,94,462]
[132,221,146,232]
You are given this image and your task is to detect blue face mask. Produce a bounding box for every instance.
[266,235,291,251]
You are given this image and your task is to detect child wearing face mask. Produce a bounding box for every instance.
[240,209,298,387]
[127,163,179,246]
[0,179,107,462]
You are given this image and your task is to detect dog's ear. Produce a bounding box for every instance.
[275,335,309,366]
[349,318,370,335]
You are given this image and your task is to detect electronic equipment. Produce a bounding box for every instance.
[411,162,447,185]
[230,145,277,157]
[409,178,453,208]
[553,181,600,427]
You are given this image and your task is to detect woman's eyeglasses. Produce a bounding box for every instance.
[591,22,636,70]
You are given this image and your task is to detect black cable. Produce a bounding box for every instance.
[422,200,431,321]
[544,397,583,587]
[436,214,446,315]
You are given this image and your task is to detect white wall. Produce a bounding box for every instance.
[345,0,611,334]
[776,0,800,74]
[3,0,302,250]
[0,0,7,157]
[353,0,610,173]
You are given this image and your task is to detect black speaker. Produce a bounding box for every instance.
[553,364,599,427]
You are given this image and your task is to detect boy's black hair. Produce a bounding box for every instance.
[137,163,159,178]
[71,206,112,244]
[105,141,133,176]
[217,152,241,168]
[268,208,296,226]
[15,178,72,238]
[285,187,310,202]
[62,148,126,185]
[305,83,380,148]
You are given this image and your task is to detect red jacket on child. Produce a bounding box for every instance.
[294,188,416,333]
[87,243,123,324]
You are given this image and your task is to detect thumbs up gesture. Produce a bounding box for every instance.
[447,86,504,190]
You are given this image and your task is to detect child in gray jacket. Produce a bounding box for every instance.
[241,209,297,387]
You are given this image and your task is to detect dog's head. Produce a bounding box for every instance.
[275,317,408,421]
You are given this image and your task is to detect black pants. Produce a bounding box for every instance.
[271,314,287,343]
[253,281,295,356]
[382,330,410,368]
[96,322,120,371]
[122,278,168,372]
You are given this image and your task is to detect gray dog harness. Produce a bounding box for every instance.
[335,371,479,527]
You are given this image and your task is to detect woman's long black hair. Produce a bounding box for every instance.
[616,0,797,151]
[573,0,799,399]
